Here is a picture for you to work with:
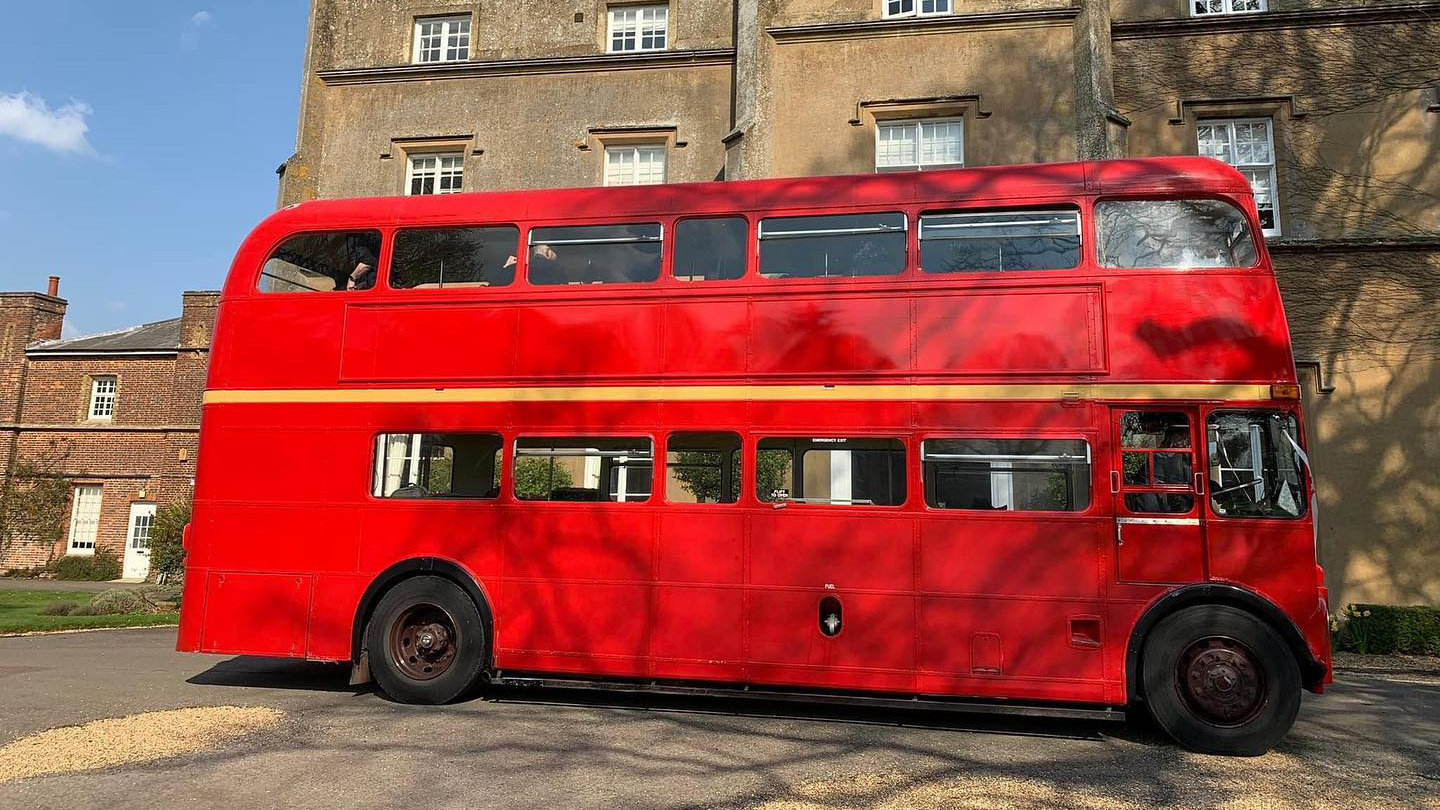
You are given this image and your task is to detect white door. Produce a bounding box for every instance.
[123,503,156,579]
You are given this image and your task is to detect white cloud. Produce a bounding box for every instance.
[0,92,95,155]
[182,10,216,49]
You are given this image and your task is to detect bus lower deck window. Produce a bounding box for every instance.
[919,209,1080,273]
[666,432,741,504]
[757,437,906,506]
[527,223,662,285]
[373,433,502,499]
[1096,199,1258,269]
[514,437,654,502]
[391,225,518,289]
[922,439,1091,512]
[259,231,383,293]
[758,213,906,279]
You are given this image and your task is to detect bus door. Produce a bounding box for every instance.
[1110,408,1207,584]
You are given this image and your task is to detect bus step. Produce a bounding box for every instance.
[488,674,1126,723]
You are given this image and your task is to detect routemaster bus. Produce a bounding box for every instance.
[178,156,1330,756]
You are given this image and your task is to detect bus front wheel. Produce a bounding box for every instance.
[1141,604,1300,756]
[366,575,487,704]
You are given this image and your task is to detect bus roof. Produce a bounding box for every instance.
[262,156,1252,230]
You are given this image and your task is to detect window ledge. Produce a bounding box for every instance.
[1113,2,1440,39]
[767,7,1078,43]
[318,48,734,85]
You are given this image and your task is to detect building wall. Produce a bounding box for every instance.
[0,292,218,573]
[278,0,1440,605]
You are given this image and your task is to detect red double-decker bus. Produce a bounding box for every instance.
[178,156,1330,755]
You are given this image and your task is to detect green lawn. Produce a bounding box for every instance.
[0,589,179,635]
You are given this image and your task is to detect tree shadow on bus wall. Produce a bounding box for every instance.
[1114,14,1440,607]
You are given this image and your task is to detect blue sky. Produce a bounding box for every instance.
[0,1,309,338]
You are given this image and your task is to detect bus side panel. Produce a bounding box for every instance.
[309,573,368,661]
[913,288,1105,375]
[199,571,311,658]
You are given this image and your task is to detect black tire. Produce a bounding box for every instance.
[365,575,488,705]
[1141,604,1300,756]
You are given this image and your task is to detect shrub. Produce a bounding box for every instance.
[1338,604,1440,656]
[89,588,146,615]
[137,584,183,608]
[148,499,190,578]
[39,602,78,616]
[50,551,122,582]
[3,567,46,579]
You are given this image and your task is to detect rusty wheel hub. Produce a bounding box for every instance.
[1177,636,1266,726]
[389,604,458,681]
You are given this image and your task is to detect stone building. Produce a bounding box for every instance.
[279,0,1439,605]
[0,280,220,578]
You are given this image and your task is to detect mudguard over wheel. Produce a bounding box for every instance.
[366,575,488,704]
[1141,604,1300,756]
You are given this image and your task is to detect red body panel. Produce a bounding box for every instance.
[179,158,1331,707]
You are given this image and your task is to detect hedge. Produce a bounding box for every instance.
[50,551,122,582]
[1340,604,1440,656]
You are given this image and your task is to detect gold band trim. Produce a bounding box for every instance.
[203,383,1272,405]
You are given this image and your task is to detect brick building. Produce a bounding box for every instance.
[0,280,220,578]
[276,0,1440,605]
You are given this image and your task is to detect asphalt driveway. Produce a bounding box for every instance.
[0,628,1436,810]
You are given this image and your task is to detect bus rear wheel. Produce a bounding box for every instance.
[1141,604,1300,756]
[366,576,487,704]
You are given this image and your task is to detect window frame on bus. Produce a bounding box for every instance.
[754,210,911,283]
[1093,194,1264,272]
[510,432,658,504]
[255,227,389,295]
[915,204,1084,276]
[916,430,1100,517]
[522,220,666,287]
[669,215,753,283]
[367,430,507,503]
[384,222,522,292]
[751,432,911,509]
[662,430,745,506]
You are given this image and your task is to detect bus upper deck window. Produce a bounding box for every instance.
[758,212,906,279]
[527,223,662,285]
[920,209,1080,273]
[391,226,518,289]
[1096,200,1258,269]
[258,231,383,293]
[674,217,747,281]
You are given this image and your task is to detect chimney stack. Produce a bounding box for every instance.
[47,276,60,297]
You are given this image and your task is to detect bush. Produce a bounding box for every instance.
[3,567,46,579]
[148,499,190,578]
[1338,604,1440,656]
[39,602,79,616]
[50,551,122,582]
[88,588,146,615]
[137,584,183,608]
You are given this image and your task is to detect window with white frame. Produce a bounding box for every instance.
[66,485,102,555]
[884,0,951,18]
[88,376,116,420]
[412,15,470,63]
[876,118,964,172]
[608,5,668,53]
[603,145,666,186]
[1197,118,1280,235]
[407,153,464,195]
[1191,0,1266,16]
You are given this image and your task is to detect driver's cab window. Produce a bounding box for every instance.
[1207,411,1307,519]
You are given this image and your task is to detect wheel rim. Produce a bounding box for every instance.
[1176,635,1267,726]
[388,603,459,681]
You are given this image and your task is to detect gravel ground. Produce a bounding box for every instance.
[0,629,1436,810]
[0,707,282,783]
